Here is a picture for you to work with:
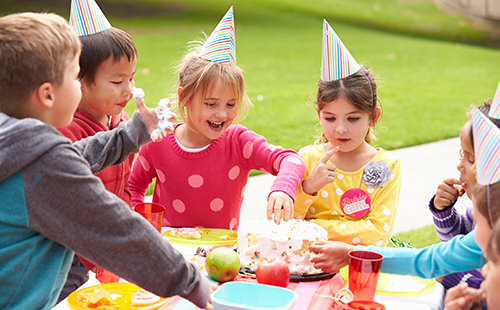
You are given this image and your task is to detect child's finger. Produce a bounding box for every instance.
[319,145,339,164]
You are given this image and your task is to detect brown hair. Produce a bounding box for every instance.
[0,12,81,115]
[173,42,252,124]
[487,219,500,264]
[468,99,492,150]
[78,27,137,86]
[314,66,379,144]
[473,182,500,229]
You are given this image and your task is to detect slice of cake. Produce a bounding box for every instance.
[169,227,205,239]
[130,289,160,306]
[237,219,328,275]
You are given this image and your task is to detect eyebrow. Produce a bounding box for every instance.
[204,97,235,101]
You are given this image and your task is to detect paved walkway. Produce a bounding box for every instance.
[239,138,469,234]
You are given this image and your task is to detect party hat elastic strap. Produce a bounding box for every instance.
[198,6,235,66]
[471,105,500,185]
[70,0,112,36]
[321,20,360,82]
[488,79,500,119]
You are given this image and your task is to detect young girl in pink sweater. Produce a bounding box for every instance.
[129,7,305,230]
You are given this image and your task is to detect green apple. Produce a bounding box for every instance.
[205,247,240,282]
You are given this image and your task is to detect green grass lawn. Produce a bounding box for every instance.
[3,0,494,244]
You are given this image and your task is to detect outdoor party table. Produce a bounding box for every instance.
[52,230,445,310]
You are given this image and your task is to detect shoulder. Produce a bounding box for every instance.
[298,144,324,160]
[374,148,401,166]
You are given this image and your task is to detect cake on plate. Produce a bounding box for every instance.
[237,219,328,275]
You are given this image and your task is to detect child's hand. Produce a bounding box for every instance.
[444,282,484,310]
[309,240,354,273]
[302,146,339,196]
[133,87,177,141]
[434,178,464,210]
[202,283,218,310]
[267,191,294,224]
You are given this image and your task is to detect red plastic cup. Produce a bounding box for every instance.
[95,266,120,283]
[134,202,165,233]
[348,250,383,301]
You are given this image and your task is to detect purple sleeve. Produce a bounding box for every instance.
[429,195,474,241]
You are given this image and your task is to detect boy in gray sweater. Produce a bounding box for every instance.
[0,12,211,310]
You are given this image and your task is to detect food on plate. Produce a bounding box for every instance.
[237,219,328,274]
[196,244,211,257]
[130,289,160,306]
[169,227,206,239]
[76,287,119,309]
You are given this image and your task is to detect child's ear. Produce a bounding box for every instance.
[177,87,185,103]
[35,82,56,109]
[370,106,382,127]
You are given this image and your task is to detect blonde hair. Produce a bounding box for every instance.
[313,66,380,145]
[0,13,81,115]
[172,42,252,124]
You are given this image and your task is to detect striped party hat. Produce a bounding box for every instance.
[198,6,236,66]
[70,0,112,36]
[471,104,500,185]
[488,79,500,119]
[321,20,361,82]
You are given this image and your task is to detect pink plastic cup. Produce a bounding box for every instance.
[134,202,165,233]
[95,266,120,283]
[348,250,383,301]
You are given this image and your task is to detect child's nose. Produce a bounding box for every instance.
[123,80,134,96]
[335,121,347,134]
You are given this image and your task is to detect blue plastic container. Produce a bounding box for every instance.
[211,282,297,310]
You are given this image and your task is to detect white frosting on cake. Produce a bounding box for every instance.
[237,219,328,275]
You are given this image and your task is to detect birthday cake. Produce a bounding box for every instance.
[237,219,328,275]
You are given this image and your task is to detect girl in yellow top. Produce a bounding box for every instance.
[293,20,402,246]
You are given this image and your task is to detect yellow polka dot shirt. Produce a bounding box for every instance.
[293,144,402,246]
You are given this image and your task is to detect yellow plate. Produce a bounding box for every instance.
[163,228,237,247]
[67,282,170,310]
[339,266,436,297]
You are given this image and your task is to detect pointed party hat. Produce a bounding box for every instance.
[471,105,500,185]
[488,79,500,119]
[197,6,236,66]
[321,20,361,82]
[70,0,112,36]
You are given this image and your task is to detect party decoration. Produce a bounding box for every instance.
[198,6,236,66]
[488,79,500,119]
[70,0,112,36]
[321,19,360,82]
[471,105,500,185]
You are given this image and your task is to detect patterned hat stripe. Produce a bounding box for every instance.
[488,79,500,119]
[321,20,360,82]
[198,6,235,66]
[472,105,500,185]
[70,0,112,36]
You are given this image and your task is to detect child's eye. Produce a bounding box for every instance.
[205,102,216,107]
[324,117,335,122]
[227,103,236,107]
[111,81,122,85]
[348,117,360,122]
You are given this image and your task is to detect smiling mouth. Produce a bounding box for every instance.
[208,120,224,130]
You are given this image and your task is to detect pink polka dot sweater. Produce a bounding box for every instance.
[129,124,305,230]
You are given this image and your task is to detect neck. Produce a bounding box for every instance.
[326,141,377,172]
[175,124,213,148]
[78,95,109,129]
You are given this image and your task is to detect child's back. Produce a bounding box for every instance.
[0,12,210,310]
